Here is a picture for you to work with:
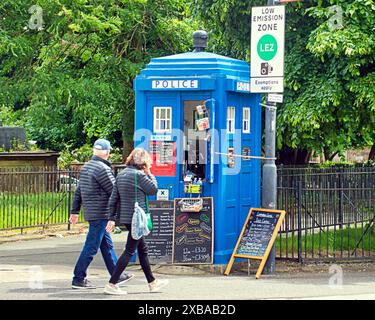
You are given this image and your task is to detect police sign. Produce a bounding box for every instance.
[152,79,198,89]
[250,5,285,93]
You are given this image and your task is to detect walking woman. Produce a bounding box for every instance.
[104,148,169,295]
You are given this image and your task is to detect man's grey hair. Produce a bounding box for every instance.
[93,148,109,156]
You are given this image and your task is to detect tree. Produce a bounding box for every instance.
[0,0,198,157]
[192,0,375,164]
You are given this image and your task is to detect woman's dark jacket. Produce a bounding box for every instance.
[108,165,158,224]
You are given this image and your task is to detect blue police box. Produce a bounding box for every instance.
[133,32,262,264]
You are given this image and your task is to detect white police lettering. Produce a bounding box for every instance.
[152,80,198,89]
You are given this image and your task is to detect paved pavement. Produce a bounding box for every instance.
[1,232,375,300]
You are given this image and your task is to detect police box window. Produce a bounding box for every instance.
[243,107,250,133]
[154,107,172,133]
[227,107,235,134]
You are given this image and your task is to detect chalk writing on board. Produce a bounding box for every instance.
[237,211,280,257]
[145,200,174,263]
[173,197,214,264]
[224,208,286,279]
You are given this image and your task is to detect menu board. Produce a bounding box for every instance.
[144,200,174,264]
[224,208,286,279]
[237,211,280,256]
[172,197,214,264]
[149,142,174,163]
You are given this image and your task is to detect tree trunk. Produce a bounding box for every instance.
[292,149,298,164]
[277,146,311,165]
[121,102,135,162]
[369,144,375,161]
[323,148,339,162]
[329,152,339,161]
[122,139,133,162]
[304,150,312,164]
[323,148,330,162]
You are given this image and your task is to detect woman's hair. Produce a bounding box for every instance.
[125,148,152,170]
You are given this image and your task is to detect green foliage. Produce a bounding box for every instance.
[192,0,375,162]
[57,143,123,168]
[8,138,31,152]
[0,106,25,127]
[0,136,40,152]
[109,148,124,163]
[318,160,357,168]
[2,0,373,164]
[317,160,375,168]
[0,0,198,153]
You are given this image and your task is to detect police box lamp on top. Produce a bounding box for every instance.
[192,29,208,52]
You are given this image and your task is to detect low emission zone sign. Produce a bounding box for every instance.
[250,5,285,93]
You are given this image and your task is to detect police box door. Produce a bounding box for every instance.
[143,92,181,200]
[180,94,213,197]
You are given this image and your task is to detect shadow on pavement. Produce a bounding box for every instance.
[6,286,163,300]
[0,242,140,271]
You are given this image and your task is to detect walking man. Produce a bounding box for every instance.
[69,139,133,289]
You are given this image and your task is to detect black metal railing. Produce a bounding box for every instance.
[276,166,375,262]
[2,164,375,262]
[0,167,81,232]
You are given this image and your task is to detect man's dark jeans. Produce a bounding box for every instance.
[73,219,117,283]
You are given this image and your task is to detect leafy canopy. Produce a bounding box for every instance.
[0,0,198,153]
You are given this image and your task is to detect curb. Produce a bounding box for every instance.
[0,224,89,245]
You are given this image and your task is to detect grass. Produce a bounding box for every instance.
[0,192,83,230]
[276,224,375,258]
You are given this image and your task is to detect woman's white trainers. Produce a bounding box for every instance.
[148,279,169,293]
[104,283,128,295]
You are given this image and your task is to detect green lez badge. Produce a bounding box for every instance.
[257,34,278,61]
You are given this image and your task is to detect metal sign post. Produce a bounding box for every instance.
[261,99,278,274]
[250,0,286,275]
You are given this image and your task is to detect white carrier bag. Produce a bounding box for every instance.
[131,172,150,240]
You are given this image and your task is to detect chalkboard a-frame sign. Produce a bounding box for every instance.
[224,208,286,279]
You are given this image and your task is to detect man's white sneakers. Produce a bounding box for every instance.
[104,283,128,295]
[148,279,169,293]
